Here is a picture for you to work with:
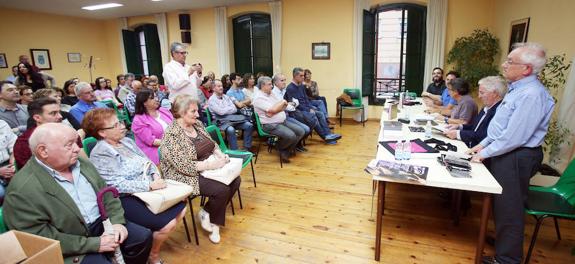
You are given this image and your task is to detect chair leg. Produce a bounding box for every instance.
[181,214,191,243]
[278,145,283,168]
[230,199,235,215]
[250,159,256,187]
[187,196,200,245]
[553,217,561,240]
[200,196,206,206]
[339,104,343,127]
[254,139,262,164]
[237,188,243,209]
[525,215,547,264]
[362,107,365,127]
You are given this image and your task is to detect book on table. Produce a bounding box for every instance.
[365,159,429,184]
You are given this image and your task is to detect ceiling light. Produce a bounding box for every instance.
[151,0,163,2]
[82,3,123,11]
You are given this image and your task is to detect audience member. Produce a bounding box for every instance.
[4,123,153,264]
[285,68,341,144]
[118,73,135,103]
[208,80,254,151]
[221,74,231,94]
[438,78,477,125]
[253,76,305,163]
[131,89,173,164]
[161,95,241,244]
[62,79,79,106]
[303,69,332,125]
[14,63,55,92]
[85,108,185,264]
[0,81,29,135]
[114,74,126,97]
[470,43,555,264]
[445,76,507,148]
[148,75,167,93]
[242,73,257,100]
[226,73,251,107]
[163,42,199,101]
[17,55,39,72]
[0,119,16,204]
[199,76,214,100]
[32,88,80,129]
[5,65,18,83]
[94,76,121,106]
[69,82,108,124]
[124,80,143,116]
[272,73,310,151]
[18,85,34,107]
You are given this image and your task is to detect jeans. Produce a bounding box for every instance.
[262,120,306,152]
[225,121,253,150]
[290,110,330,138]
[287,116,310,136]
[311,99,328,117]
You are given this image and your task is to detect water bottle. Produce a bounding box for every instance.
[404,140,412,160]
[425,120,432,138]
[395,140,403,160]
[405,89,410,100]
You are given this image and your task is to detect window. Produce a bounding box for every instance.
[122,24,163,82]
[232,14,273,76]
[139,31,149,75]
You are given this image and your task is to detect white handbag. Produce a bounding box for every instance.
[200,156,243,185]
[133,179,193,214]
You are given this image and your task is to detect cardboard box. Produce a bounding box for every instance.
[0,230,63,264]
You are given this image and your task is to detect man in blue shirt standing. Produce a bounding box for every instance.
[470,43,555,264]
[70,82,108,124]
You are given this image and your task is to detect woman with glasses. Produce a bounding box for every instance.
[131,89,173,165]
[84,108,185,264]
[94,76,122,106]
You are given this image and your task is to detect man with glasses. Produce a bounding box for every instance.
[69,82,108,124]
[0,81,29,135]
[163,42,200,101]
[470,43,555,264]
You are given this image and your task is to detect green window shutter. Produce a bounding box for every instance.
[233,14,273,76]
[404,6,426,94]
[141,24,164,83]
[362,10,376,99]
[122,29,142,75]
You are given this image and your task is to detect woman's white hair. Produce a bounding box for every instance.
[478,76,508,98]
[512,42,547,74]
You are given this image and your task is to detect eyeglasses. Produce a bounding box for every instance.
[503,58,527,66]
[175,51,188,55]
[101,121,125,130]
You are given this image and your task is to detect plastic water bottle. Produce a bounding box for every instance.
[405,89,410,100]
[395,140,403,160]
[403,140,412,160]
[425,120,432,138]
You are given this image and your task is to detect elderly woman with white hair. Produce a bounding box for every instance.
[69,81,109,124]
[444,76,507,148]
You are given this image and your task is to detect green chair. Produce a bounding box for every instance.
[524,159,575,263]
[82,137,98,157]
[205,125,256,187]
[205,108,213,126]
[0,207,7,234]
[337,88,365,127]
[253,112,282,168]
[100,100,131,127]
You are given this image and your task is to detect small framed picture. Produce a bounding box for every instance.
[312,42,331,60]
[67,53,81,63]
[508,18,530,53]
[0,53,7,68]
[30,49,52,70]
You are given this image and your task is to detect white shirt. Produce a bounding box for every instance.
[162,60,199,101]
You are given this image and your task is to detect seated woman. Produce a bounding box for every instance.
[437,78,478,125]
[94,76,122,106]
[132,89,173,164]
[161,94,241,244]
[61,79,79,106]
[303,69,333,125]
[84,108,186,264]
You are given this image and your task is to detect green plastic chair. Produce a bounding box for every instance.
[100,100,131,127]
[338,88,365,127]
[205,125,257,187]
[524,159,575,263]
[205,108,213,126]
[82,137,98,157]
[0,207,7,234]
[253,112,282,168]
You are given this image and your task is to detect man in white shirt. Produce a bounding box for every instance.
[162,42,200,101]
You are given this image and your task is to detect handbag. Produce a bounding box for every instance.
[200,155,243,185]
[132,161,193,214]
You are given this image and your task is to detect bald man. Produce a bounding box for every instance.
[3,123,152,264]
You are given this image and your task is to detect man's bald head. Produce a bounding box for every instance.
[30,123,80,170]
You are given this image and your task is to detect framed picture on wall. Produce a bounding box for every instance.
[0,53,7,68]
[312,42,331,60]
[30,49,52,70]
[508,18,530,53]
[67,53,81,63]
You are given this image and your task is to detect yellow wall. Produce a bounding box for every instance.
[0,8,116,85]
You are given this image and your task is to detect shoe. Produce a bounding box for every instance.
[327,119,336,125]
[296,146,308,152]
[198,208,213,232]
[325,134,342,141]
[209,224,221,244]
[481,256,500,264]
[329,125,335,130]
[325,141,337,145]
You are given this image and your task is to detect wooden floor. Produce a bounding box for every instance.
[162,120,575,264]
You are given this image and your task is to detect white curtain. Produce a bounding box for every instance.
[215,6,230,76]
[154,13,169,65]
[554,56,575,171]
[119,17,128,73]
[269,1,282,74]
[423,0,448,92]
[353,0,370,88]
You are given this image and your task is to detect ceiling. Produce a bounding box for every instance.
[0,0,270,19]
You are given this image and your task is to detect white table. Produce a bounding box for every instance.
[372,101,502,263]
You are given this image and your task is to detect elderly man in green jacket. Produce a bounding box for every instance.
[3,123,152,264]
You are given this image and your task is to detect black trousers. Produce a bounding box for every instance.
[81,219,153,264]
[490,147,542,264]
[199,175,241,226]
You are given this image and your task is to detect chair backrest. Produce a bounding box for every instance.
[205,108,213,126]
[343,88,362,107]
[554,159,575,206]
[252,112,269,137]
[0,207,7,234]
[82,137,98,157]
[101,99,131,126]
[205,125,229,152]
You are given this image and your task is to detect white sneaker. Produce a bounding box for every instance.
[198,208,212,232]
[209,224,220,244]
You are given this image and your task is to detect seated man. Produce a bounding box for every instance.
[0,81,29,135]
[253,76,306,163]
[208,79,254,151]
[427,71,459,117]
[272,73,310,152]
[124,80,143,116]
[226,72,251,108]
[421,67,446,102]
[444,76,507,148]
[3,123,153,264]
[69,82,108,124]
[285,67,341,144]
[436,78,478,125]
[117,73,134,103]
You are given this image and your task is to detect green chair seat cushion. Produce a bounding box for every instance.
[526,190,575,218]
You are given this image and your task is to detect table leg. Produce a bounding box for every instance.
[375,181,386,261]
[475,193,491,264]
[452,190,462,226]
